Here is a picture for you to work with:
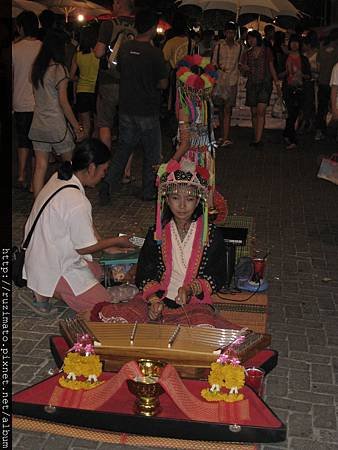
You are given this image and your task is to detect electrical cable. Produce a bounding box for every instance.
[215,279,261,303]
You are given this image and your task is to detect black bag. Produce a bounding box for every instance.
[12,246,27,288]
[11,185,80,288]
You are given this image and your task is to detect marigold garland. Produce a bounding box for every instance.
[201,360,245,403]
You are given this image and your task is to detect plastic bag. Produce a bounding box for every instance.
[212,71,232,106]
[271,97,287,119]
[107,284,139,303]
[317,153,338,185]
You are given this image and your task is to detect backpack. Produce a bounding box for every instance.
[107,17,137,79]
[173,36,195,68]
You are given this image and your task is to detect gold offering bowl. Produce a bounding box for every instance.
[127,359,166,417]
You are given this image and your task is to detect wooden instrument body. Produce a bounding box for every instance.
[60,321,271,379]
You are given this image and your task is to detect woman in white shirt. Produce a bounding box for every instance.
[20,138,134,317]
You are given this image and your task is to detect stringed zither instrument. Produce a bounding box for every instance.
[59,319,271,378]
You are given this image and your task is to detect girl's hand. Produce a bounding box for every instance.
[148,300,163,321]
[175,286,191,306]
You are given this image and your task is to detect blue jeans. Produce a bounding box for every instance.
[101,114,161,199]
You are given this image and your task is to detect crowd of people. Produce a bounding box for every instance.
[13,0,338,318]
[13,3,338,200]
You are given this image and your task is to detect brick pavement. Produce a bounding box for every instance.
[12,125,338,450]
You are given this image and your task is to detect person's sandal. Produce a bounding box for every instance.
[220,139,233,147]
[19,290,58,317]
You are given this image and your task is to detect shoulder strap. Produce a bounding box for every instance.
[22,184,80,250]
[217,42,221,66]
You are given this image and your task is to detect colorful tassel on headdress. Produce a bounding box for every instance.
[202,200,209,245]
[154,195,163,242]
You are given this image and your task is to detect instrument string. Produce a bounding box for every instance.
[181,304,192,328]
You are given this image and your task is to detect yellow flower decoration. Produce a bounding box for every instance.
[59,352,104,391]
[201,361,245,403]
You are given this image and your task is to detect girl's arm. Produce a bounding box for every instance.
[135,227,163,300]
[331,85,338,121]
[57,78,83,140]
[69,54,78,81]
[172,109,191,161]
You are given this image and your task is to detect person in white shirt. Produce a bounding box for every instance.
[12,11,42,191]
[20,138,135,317]
[330,62,338,123]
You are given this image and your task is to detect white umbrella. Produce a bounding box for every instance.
[177,0,301,19]
[12,0,47,18]
[35,0,111,22]
[244,19,286,33]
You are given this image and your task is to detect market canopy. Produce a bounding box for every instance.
[177,0,301,19]
[35,0,110,21]
[12,0,47,18]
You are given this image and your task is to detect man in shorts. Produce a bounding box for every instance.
[12,11,41,190]
[211,22,241,147]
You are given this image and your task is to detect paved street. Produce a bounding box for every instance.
[12,123,338,450]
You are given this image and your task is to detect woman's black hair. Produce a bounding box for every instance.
[16,11,39,37]
[79,26,97,54]
[247,30,262,46]
[288,33,302,51]
[274,31,285,49]
[58,138,111,180]
[31,29,68,89]
[161,198,203,229]
[304,30,319,49]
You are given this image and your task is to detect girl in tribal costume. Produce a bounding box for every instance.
[170,54,227,221]
[89,159,237,330]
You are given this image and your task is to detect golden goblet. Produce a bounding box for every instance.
[127,359,166,417]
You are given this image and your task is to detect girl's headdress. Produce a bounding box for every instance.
[155,159,210,243]
[175,54,218,124]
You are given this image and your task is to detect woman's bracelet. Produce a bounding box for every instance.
[188,279,202,296]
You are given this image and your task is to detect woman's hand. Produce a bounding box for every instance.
[74,125,85,142]
[104,246,135,254]
[114,235,137,249]
[148,298,164,321]
[239,62,250,73]
[175,286,191,306]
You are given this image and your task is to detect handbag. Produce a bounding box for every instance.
[317,153,338,185]
[12,184,80,288]
[271,97,287,119]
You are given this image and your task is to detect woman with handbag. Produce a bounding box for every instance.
[211,22,242,148]
[20,138,135,317]
[29,30,85,198]
[281,35,311,150]
[239,30,281,148]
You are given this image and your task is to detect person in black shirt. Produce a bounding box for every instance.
[99,8,168,204]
